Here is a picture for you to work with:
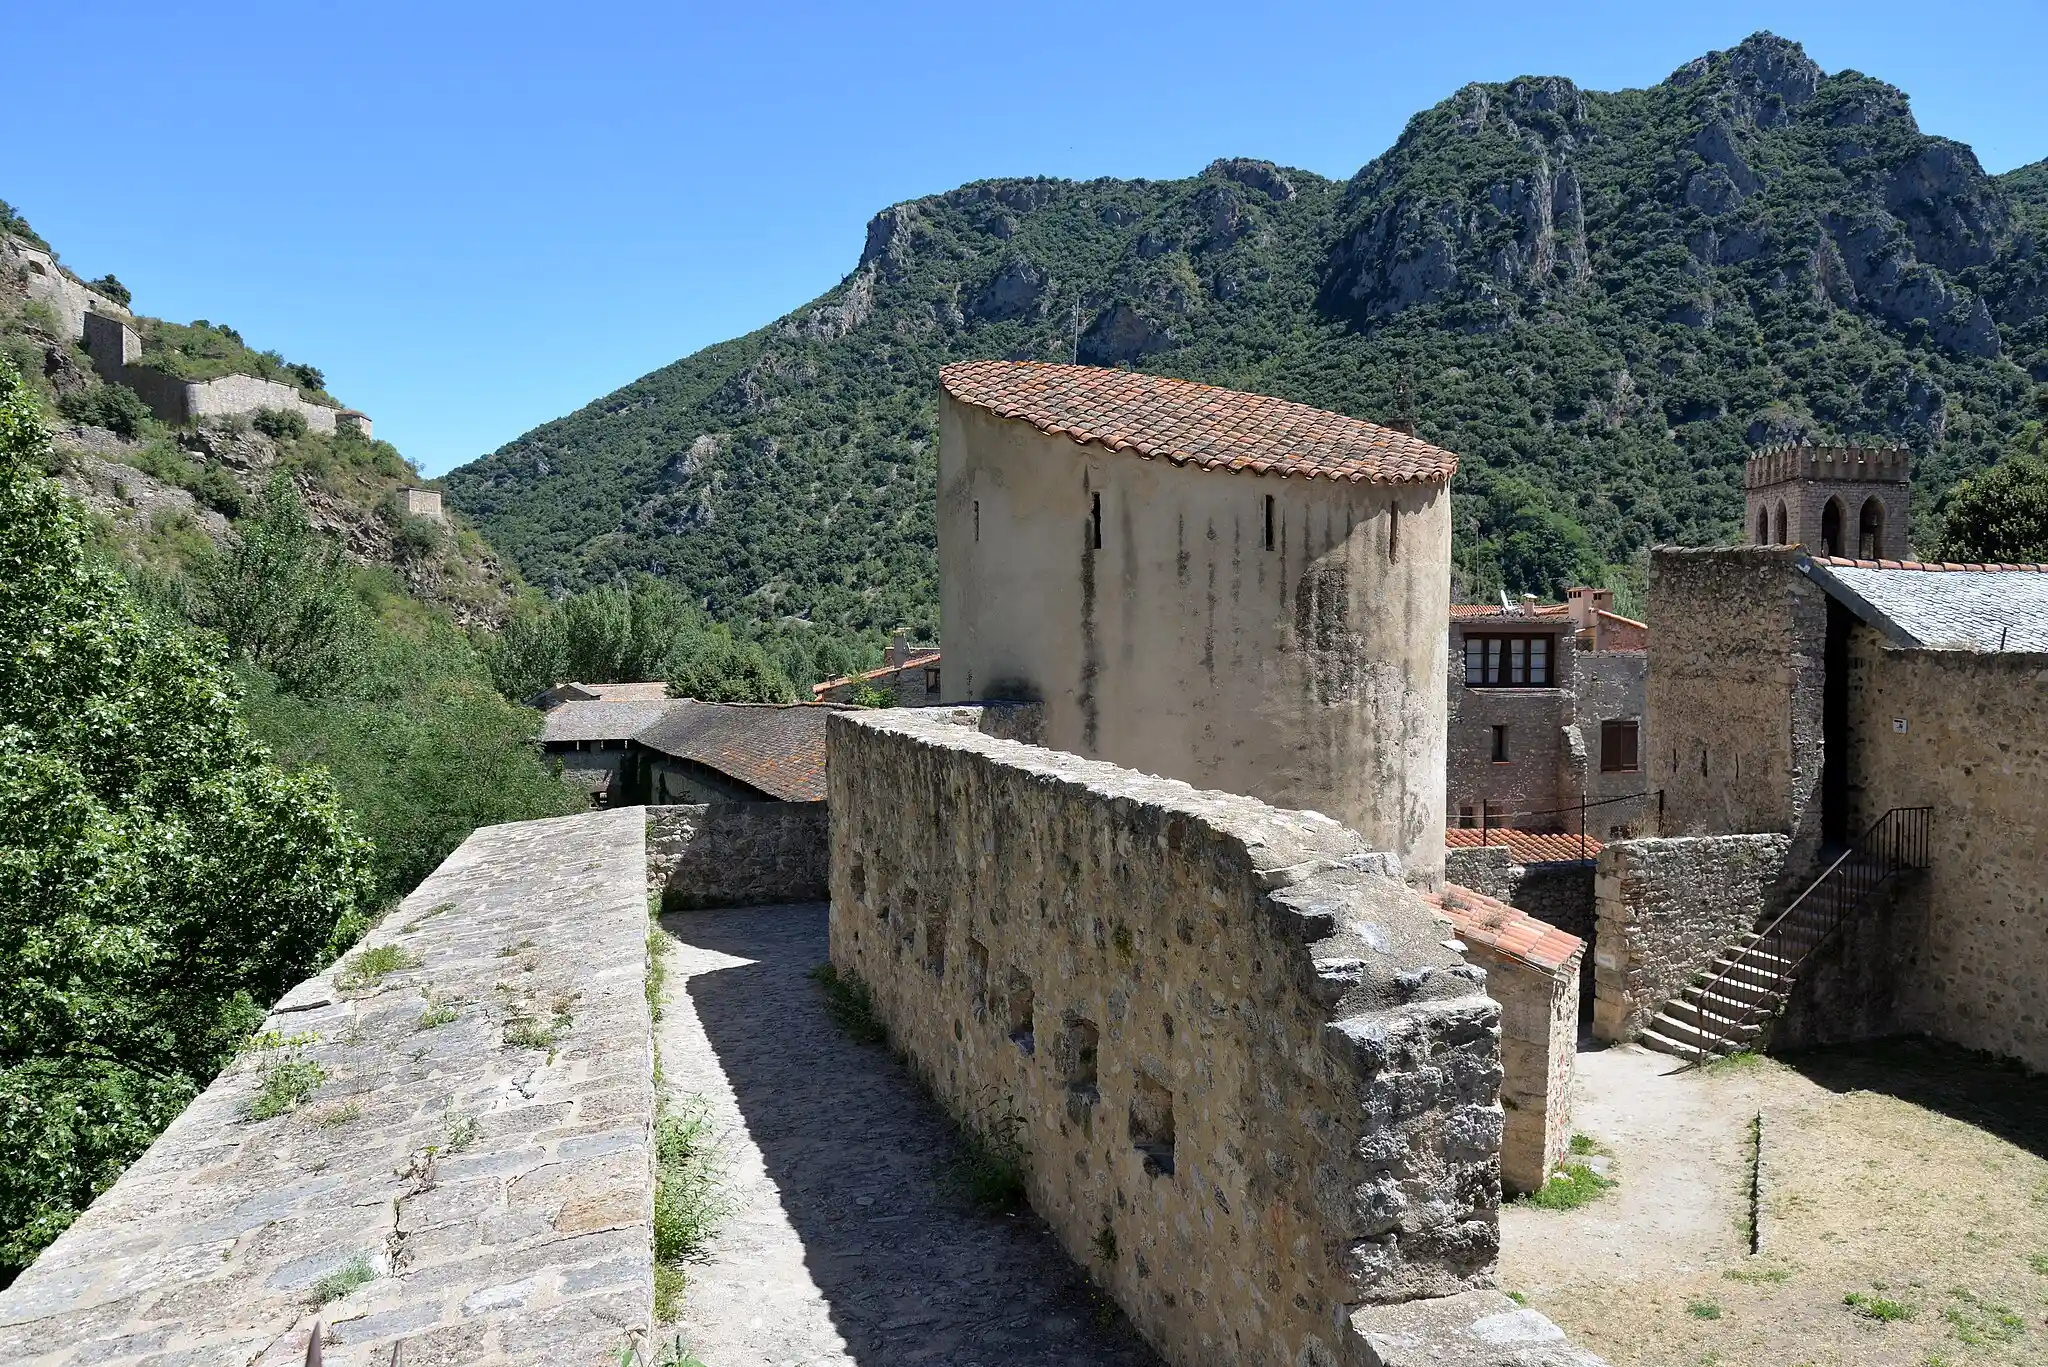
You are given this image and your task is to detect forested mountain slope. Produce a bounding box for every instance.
[448,33,2048,637]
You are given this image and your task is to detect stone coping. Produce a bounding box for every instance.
[0,807,656,1367]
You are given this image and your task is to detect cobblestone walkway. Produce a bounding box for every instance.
[654,904,1161,1367]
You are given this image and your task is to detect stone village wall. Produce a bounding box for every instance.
[646,801,829,910]
[1590,835,1791,1042]
[1839,634,2048,1070]
[825,708,1602,1367]
[0,808,658,1367]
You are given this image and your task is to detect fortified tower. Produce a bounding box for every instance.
[1744,443,1911,559]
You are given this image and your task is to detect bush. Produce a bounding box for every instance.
[1935,430,2048,563]
[0,358,371,1278]
[84,275,131,308]
[251,407,308,442]
[392,513,446,563]
[56,382,152,439]
[286,362,325,393]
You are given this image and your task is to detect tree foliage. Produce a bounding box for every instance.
[0,361,371,1281]
[1935,409,2048,562]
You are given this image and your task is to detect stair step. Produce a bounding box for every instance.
[1644,1011,1759,1054]
[1640,1026,1734,1062]
[1667,990,1771,1034]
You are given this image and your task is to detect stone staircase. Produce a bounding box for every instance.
[1641,808,1932,1064]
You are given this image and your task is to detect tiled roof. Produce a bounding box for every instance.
[1448,603,1570,621]
[634,702,840,802]
[813,651,942,698]
[577,681,674,703]
[1445,828,1603,863]
[1802,557,2048,652]
[940,361,1458,484]
[1424,884,1584,973]
[539,699,683,744]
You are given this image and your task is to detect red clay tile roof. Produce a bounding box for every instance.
[634,702,843,802]
[1445,828,1603,862]
[940,361,1458,484]
[812,651,942,699]
[1448,603,1570,621]
[1424,884,1584,973]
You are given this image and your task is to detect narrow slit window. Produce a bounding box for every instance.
[1491,725,1509,763]
[1263,494,1275,551]
[1388,505,1400,562]
[973,500,980,542]
[1090,492,1102,551]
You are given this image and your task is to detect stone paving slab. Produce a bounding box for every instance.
[0,808,656,1367]
[653,903,1162,1367]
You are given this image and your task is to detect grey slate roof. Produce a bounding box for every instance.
[1803,557,2048,651]
[634,702,840,802]
[538,699,683,743]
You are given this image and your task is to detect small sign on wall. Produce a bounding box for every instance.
[1893,718,1908,733]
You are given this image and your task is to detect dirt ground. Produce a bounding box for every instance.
[1501,1038,2048,1367]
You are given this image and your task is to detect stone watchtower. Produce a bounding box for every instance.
[1745,444,1910,559]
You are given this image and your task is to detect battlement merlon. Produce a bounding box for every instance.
[1744,445,1912,490]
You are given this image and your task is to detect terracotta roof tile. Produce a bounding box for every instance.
[1444,828,1602,862]
[812,651,942,699]
[1424,884,1584,973]
[1447,603,1570,621]
[941,361,1458,485]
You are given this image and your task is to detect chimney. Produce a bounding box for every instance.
[889,629,908,669]
[1520,593,1538,616]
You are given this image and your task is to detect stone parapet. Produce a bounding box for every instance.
[647,801,829,910]
[1591,834,1791,1042]
[826,708,1510,1367]
[0,808,657,1367]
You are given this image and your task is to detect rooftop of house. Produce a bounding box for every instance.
[812,649,942,698]
[1445,828,1604,863]
[634,702,838,802]
[940,361,1459,485]
[1802,556,2048,652]
[538,699,681,744]
[1423,883,1584,973]
[530,681,674,709]
[1448,602,1571,622]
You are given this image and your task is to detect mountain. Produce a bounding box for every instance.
[0,213,515,626]
[447,33,2048,638]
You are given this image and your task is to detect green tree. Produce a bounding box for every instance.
[193,472,370,696]
[1935,418,2048,563]
[0,360,371,1281]
[665,632,798,703]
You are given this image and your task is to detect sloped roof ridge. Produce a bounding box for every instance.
[1806,555,2048,573]
[940,360,1457,485]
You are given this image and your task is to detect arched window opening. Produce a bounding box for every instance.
[1821,497,1845,556]
[1859,497,1884,560]
[1755,507,1770,543]
[1774,500,1788,545]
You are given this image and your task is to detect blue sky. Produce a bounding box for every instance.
[8,2,2045,475]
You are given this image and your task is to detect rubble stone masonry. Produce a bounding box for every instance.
[1592,834,1790,1042]
[826,709,1509,1367]
[1842,632,2048,1070]
[646,801,829,909]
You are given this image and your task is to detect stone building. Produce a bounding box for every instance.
[537,696,842,805]
[398,485,440,519]
[1446,586,1649,841]
[811,630,941,704]
[937,360,1456,883]
[3,232,130,340]
[1744,443,1910,558]
[81,311,359,435]
[1634,545,2048,1067]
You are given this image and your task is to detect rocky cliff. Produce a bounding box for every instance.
[447,33,2048,632]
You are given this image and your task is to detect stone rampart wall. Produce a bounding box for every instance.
[647,802,829,910]
[81,312,341,433]
[1842,633,2048,1069]
[1592,834,1790,1042]
[0,809,657,1367]
[1442,848,1594,1009]
[3,234,129,340]
[826,709,1510,1367]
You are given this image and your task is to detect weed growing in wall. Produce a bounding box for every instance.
[939,1096,1029,1213]
[242,1031,326,1121]
[647,925,669,1025]
[445,1114,481,1152]
[652,1094,735,1321]
[308,1251,376,1304]
[337,943,418,991]
[809,963,887,1044]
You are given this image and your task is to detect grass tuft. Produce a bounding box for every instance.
[647,927,669,1024]
[417,1002,460,1029]
[1092,1224,1119,1263]
[940,1100,1028,1213]
[809,963,887,1044]
[1844,1291,1914,1322]
[1723,1261,1793,1284]
[504,1018,556,1050]
[1522,1161,1615,1211]
[652,1095,735,1320]
[312,1101,362,1129]
[1686,1298,1723,1320]
[1943,1289,2023,1345]
[243,1030,326,1120]
[337,943,418,991]
[445,1114,481,1152]
[309,1252,375,1304]
[1568,1132,1600,1155]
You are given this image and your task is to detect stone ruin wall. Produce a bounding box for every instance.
[80,312,348,435]
[826,709,1601,1367]
[0,808,659,1367]
[1591,834,1791,1042]
[1840,634,2048,1070]
[647,801,829,910]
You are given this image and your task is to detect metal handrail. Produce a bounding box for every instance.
[1679,806,1931,1067]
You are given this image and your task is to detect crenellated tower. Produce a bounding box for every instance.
[1744,444,1911,559]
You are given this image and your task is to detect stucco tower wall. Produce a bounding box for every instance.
[826,709,1503,1367]
[1648,547,1827,864]
[939,394,1451,885]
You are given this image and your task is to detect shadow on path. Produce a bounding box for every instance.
[1778,1032,2048,1163]
[660,903,1160,1367]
